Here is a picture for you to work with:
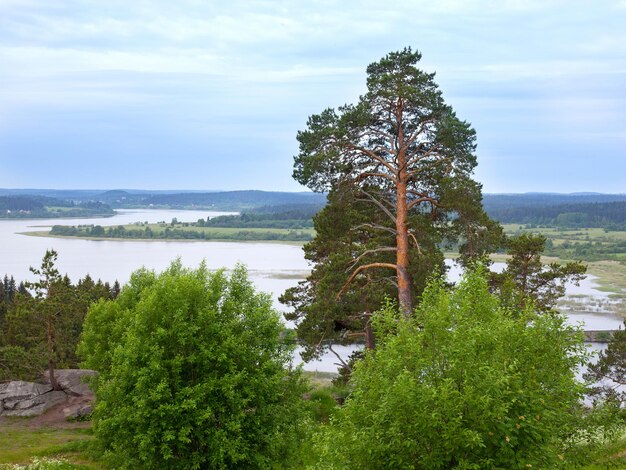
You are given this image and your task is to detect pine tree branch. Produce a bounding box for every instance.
[354,223,397,235]
[356,189,396,224]
[328,345,351,372]
[337,262,398,299]
[347,247,397,271]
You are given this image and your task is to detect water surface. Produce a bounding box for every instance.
[1,209,620,372]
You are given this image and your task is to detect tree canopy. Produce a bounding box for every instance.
[282,48,499,356]
[492,233,586,312]
[0,251,116,384]
[78,261,306,469]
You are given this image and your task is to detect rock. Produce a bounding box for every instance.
[42,369,97,396]
[63,396,93,421]
[0,369,97,417]
[0,381,68,417]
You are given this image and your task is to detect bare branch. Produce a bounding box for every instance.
[408,231,423,255]
[360,127,393,143]
[328,345,351,372]
[315,332,326,351]
[345,144,395,173]
[356,189,396,224]
[403,117,437,149]
[405,145,443,168]
[383,276,399,288]
[407,196,440,210]
[348,247,397,271]
[353,172,398,185]
[337,262,397,299]
[354,223,397,236]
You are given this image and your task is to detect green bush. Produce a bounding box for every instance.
[78,261,307,469]
[314,267,591,469]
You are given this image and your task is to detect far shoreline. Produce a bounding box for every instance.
[0,213,115,222]
[19,231,308,246]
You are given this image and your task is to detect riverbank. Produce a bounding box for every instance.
[20,231,308,246]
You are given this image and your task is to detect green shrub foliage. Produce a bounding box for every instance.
[79,261,306,469]
[314,267,589,469]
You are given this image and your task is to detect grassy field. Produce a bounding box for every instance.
[0,420,100,468]
[502,224,626,262]
[1,413,625,469]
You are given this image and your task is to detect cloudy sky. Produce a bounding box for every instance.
[0,0,624,193]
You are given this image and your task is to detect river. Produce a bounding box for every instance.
[0,209,622,372]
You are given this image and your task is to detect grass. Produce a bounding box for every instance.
[2,387,626,468]
[44,207,77,213]
[140,223,314,236]
[0,423,101,468]
[587,260,626,297]
[302,370,338,388]
[578,433,626,469]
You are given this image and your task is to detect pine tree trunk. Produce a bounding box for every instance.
[395,102,413,317]
[396,134,413,317]
[46,316,61,391]
[396,180,413,317]
[364,322,376,350]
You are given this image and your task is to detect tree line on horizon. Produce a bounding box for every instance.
[487,201,626,230]
[0,195,114,219]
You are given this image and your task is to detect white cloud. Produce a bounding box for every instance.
[0,0,624,191]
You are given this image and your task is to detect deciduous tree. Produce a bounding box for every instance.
[79,262,307,469]
[314,268,590,468]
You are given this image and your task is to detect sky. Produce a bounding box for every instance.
[0,0,624,193]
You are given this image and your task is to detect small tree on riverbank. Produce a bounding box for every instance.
[492,233,586,312]
[585,321,626,413]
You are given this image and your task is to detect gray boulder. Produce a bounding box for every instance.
[0,369,97,417]
[0,381,68,417]
[42,369,96,396]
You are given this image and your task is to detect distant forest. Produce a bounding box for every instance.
[485,201,626,230]
[140,191,326,210]
[0,189,328,212]
[198,203,323,229]
[482,193,626,210]
[49,204,320,242]
[0,195,114,219]
[1,189,624,229]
